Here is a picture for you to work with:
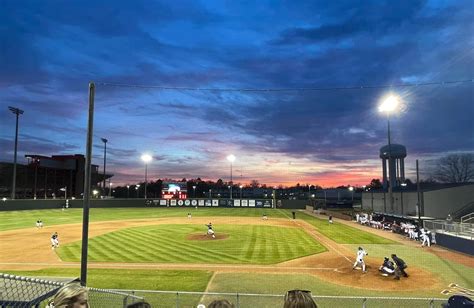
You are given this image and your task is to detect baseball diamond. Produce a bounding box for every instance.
[0,207,473,307]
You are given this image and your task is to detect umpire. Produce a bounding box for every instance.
[391,254,409,280]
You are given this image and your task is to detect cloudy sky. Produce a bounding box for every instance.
[1,0,473,187]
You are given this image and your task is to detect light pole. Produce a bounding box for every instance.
[227,154,236,199]
[135,184,140,198]
[239,185,243,200]
[8,106,24,199]
[192,185,196,198]
[379,94,400,214]
[60,186,67,199]
[209,189,212,198]
[308,184,312,200]
[108,182,112,197]
[141,154,152,199]
[127,185,130,198]
[348,186,354,202]
[101,138,108,195]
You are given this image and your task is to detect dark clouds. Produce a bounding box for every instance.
[0,0,473,186]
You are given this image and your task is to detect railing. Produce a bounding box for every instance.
[461,212,474,224]
[111,289,447,308]
[424,220,474,240]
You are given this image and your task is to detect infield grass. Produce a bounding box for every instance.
[58,224,326,264]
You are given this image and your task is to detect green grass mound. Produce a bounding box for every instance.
[58,224,326,264]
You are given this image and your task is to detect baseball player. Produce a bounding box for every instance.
[205,222,216,238]
[36,220,41,228]
[262,213,268,220]
[187,213,192,219]
[379,257,395,276]
[392,254,408,280]
[352,247,368,272]
[51,232,59,249]
[328,215,333,224]
[421,228,431,247]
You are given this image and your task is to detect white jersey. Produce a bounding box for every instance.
[356,249,367,262]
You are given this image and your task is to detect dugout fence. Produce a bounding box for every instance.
[0,273,143,307]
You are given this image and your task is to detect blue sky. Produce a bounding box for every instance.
[1,0,473,187]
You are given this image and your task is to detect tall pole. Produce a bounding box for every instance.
[101,138,108,194]
[230,161,233,199]
[416,159,422,224]
[8,106,24,199]
[387,115,394,213]
[81,82,95,286]
[144,163,148,199]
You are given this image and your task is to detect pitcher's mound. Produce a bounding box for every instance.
[186,233,229,241]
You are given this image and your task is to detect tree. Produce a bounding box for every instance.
[250,180,260,188]
[432,153,474,183]
[367,179,382,189]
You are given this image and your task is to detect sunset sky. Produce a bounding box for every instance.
[1,0,473,187]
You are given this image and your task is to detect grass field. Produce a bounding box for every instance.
[1,207,473,307]
[58,224,326,264]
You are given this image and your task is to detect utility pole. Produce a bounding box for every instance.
[8,106,24,199]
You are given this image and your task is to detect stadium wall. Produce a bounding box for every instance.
[423,184,474,218]
[435,233,474,256]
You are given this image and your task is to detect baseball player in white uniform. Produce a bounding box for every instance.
[51,232,59,249]
[353,247,368,272]
[421,228,431,247]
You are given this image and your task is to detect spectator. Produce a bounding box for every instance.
[442,295,474,307]
[208,299,234,308]
[126,301,152,308]
[49,282,89,308]
[284,289,318,308]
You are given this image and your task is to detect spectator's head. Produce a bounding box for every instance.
[51,282,89,308]
[208,299,234,308]
[284,290,317,308]
[126,301,152,308]
[384,257,389,262]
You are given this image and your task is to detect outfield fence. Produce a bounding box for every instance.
[112,289,448,308]
[0,273,143,307]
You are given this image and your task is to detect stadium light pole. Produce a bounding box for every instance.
[135,184,140,198]
[209,189,212,198]
[141,154,152,199]
[227,154,236,199]
[239,185,243,200]
[8,106,24,199]
[348,186,354,201]
[192,185,196,198]
[101,138,108,195]
[126,185,130,198]
[60,186,67,199]
[108,181,112,197]
[379,94,400,214]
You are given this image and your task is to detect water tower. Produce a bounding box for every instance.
[379,144,407,189]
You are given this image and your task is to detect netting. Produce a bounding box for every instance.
[0,273,143,307]
[109,289,448,308]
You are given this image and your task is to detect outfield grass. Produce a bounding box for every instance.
[299,212,395,244]
[5,268,212,291]
[0,208,292,231]
[58,224,326,264]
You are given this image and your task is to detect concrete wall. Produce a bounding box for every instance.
[363,191,420,216]
[278,200,308,209]
[423,184,474,218]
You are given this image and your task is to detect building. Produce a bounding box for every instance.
[361,183,474,219]
[0,154,112,198]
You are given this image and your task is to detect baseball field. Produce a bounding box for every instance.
[1,207,473,307]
